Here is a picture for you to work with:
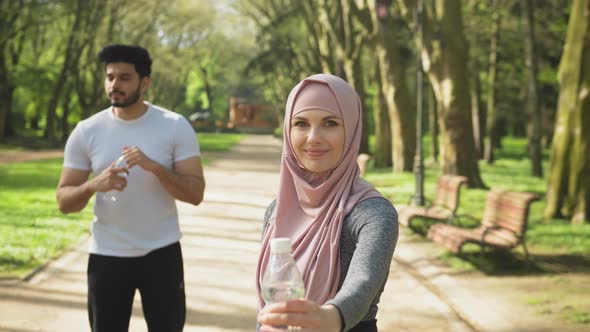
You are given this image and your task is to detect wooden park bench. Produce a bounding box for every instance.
[398,175,469,229]
[427,189,540,261]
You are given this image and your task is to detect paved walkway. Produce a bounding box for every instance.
[1,135,579,331]
[0,150,63,164]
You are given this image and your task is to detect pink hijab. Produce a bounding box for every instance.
[256,74,382,307]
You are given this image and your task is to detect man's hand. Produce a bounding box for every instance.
[119,146,205,205]
[89,162,129,193]
[123,146,159,173]
[57,163,126,214]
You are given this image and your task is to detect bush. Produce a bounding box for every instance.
[273,127,283,139]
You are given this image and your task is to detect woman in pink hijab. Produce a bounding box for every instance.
[256,74,398,332]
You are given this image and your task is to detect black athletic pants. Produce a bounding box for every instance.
[87,242,185,332]
[349,319,378,332]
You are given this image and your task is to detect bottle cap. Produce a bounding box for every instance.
[270,238,292,254]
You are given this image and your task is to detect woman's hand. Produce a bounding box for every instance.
[257,299,342,332]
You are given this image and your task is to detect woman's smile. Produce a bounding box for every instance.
[304,148,330,157]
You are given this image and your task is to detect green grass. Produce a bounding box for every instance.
[563,308,590,324]
[197,132,245,152]
[0,159,92,278]
[0,133,245,279]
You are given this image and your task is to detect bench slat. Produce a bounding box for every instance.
[427,189,539,258]
[398,175,468,228]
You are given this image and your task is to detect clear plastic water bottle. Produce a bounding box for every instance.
[261,237,305,305]
[103,155,128,203]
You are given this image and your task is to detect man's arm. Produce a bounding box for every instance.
[124,147,205,206]
[152,156,205,206]
[57,168,93,214]
[57,165,129,214]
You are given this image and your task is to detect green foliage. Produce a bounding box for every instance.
[563,310,590,324]
[238,0,321,112]
[463,0,567,137]
[2,0,259,142]
[273,127,283,139]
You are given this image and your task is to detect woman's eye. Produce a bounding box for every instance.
[293,121,307,127]
[325,120,339,127]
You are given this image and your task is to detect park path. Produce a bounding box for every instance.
[0,150,63,165]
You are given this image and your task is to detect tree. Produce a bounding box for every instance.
[239,0,322,108]
[398,0,485,187]
[300,0,340,75]
[0,0,31,141]
[428,84,439,161]
[149,0,216,112]
[483,0,502,164]
[464,1,489,160]
[317,0,373,154]
[44,0,106,140]
[545,0,590,224]
[470,65,483,158]
[521,0,543,177]
[369,0,416,172]
[372,60,392,168]
[76,0,120,121]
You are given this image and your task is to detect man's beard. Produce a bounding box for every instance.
[110,86,141,108]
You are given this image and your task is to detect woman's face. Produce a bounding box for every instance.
[290,109,345,173]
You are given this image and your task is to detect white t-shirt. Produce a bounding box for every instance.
[63,102,200,257]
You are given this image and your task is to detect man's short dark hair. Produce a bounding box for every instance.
[98,44,152,78]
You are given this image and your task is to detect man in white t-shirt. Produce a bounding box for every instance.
[57,44,205,332]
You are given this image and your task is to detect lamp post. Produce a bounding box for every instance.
[410,0,425,206]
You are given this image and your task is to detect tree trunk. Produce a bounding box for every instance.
[201,67,214,114]
[522,0,543,177]
[78,0,109,119]
[484,0,501,164]
[301,0,337,74]
[61,83,73,142]
[399,0,485,188]
[0,85,15,141]
[0,0,26,140]
[370,0,416,172]
[76,47,104,120]
[545,0,590,224]
[347,59,370,154]
[0,60,12,141]
[470,64,483,158]
[373,60,392,168]
[428,83,439,162]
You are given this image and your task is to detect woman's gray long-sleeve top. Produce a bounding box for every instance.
[262,197,399,331]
